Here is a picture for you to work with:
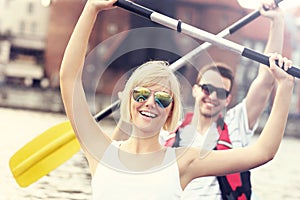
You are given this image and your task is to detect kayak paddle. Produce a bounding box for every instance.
[114,0,300,78]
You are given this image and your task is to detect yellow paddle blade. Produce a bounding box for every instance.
[9,121,80,187]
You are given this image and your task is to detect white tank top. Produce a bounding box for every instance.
[91,141,182,200]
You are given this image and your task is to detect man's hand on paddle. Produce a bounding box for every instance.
[86,0,117,12]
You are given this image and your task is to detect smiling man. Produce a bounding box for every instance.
[163,1,285,199]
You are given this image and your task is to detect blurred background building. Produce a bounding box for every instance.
[0,0,49,87]
[0,0,299,134]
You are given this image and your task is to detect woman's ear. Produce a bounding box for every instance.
[129,98,133,122]
[167,101,174,117]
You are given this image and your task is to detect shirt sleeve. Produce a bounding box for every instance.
[225,99,259,147]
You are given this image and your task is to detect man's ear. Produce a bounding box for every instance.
[225,94,232,107]
[192,84,198,98]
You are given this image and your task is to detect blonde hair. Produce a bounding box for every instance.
[120,60,182,132]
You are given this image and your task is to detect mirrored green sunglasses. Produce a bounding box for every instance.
[132,86,173,108]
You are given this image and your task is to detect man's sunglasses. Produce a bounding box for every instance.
[198,84,230,100]
[132,86,173,108]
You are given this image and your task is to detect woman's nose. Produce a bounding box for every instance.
[145,93,156,107]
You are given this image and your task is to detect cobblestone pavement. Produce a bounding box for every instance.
[1,107,300,200]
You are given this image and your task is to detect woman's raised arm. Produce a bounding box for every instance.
[59,0,117,172]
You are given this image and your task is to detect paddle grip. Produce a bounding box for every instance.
[275,0,284,6]
[241,48,300,79]
[229,11,260,34]
[114,0,153,19]
[230,0,284,34]
[94,100,121,122]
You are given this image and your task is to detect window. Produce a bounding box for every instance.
[28,2,34,14]
[19,21,25,34]
[31,22,37,34]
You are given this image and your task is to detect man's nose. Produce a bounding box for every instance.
[209,90,218,99]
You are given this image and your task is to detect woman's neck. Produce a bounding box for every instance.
[121,135,163,154]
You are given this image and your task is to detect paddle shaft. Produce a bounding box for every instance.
[94,3,279,122]
[114,0,300,79]
[94,99,120,122]
[229,0,283,34]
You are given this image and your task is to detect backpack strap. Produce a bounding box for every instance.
[216,116,252,200]
[217,171,251,200]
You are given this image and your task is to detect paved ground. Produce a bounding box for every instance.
[1,107,300,200]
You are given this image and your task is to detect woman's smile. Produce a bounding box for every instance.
[139,110,158,118]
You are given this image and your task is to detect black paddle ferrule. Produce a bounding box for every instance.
[232,0,283,34]
[114,0,153,19]
[177,20,182,32]
[94,100,121,122]
[229,11,260,34]
[275,0,284,6]
[242,48,269,65]
[242,48,300,79]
